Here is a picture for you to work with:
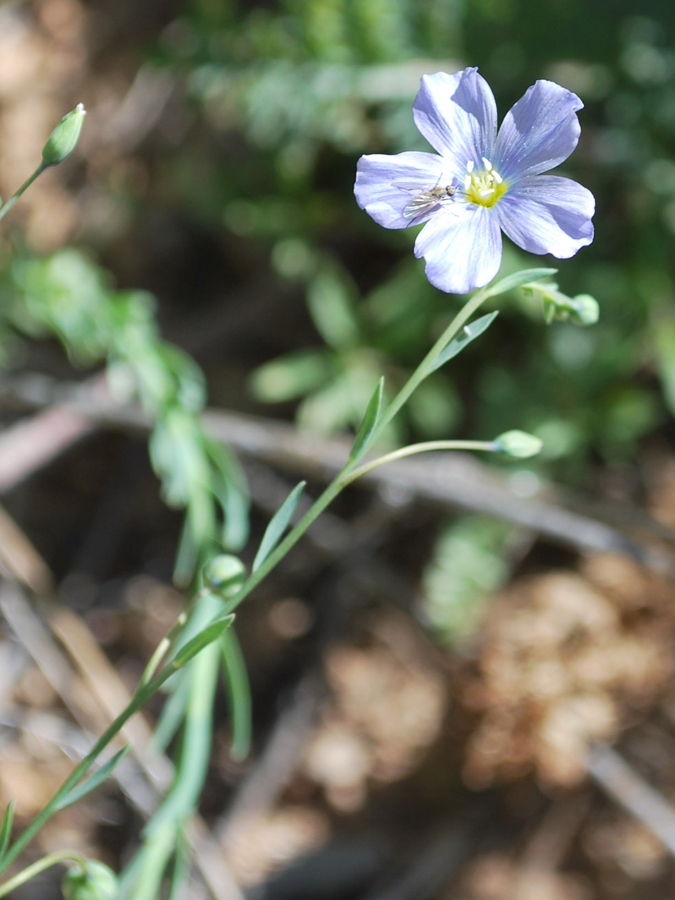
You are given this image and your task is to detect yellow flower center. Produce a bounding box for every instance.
[464,158,508,208]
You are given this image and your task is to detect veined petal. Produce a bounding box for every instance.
[413,69,497,172]
[414,203,502,294]
[496,175,595,258]
[495,80,583,179]
[354,151,446,229]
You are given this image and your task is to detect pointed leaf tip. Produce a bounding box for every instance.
[253,481,306,572]
[172,615,236,669]
[349,377,384,461]
[0,799,15,862]
[430,312,498,372]
[55,747,130,812]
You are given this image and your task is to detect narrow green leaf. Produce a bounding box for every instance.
[148,668,191,756]
[430,312,499,372]
[167,832,191,900]
[55,746,130,811]
[172,614,235,669]
[252,481,306,572]
[173,508,198,588]
[483,267,558,299]
[220,627,252,762]
[306,267,360,349]
[0,799,15,862]
[349,377,384,461]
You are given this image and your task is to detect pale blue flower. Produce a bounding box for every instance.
[354,68,595,294]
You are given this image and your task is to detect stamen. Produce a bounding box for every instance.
[482,157,492,170]
[479,188,495,197]
[464,174,471,190]
[466,160,474,173]
[493,171,503,184]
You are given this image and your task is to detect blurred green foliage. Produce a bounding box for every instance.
[420,515,512,644]
[147,0,675,488]
[0,249,249,580]
[144,0,675,648]
[4,0,675,885]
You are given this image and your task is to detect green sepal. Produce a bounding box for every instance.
[0,799,15,862]
[171,614,235,669]
[55,746,130,811]
[252,481,306,572]
[430,312,498,372]
[349,377,384,461]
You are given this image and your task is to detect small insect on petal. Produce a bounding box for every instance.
[402,184,457,220]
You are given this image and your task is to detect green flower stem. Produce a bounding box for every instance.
[139,586,212,687]
[0,162,48,223]
[0,284,497,884]
[129,638,220,900]
[222,285,493,615]
[368,284,490,444]
[0,850,88,897]
[342,439,497,484]
[0,662,180,878]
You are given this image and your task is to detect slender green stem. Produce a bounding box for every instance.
[0,664,177,877]
[211,288,498,625]
[343,440,497,484]
[0,850,87,897]
[370,284,490,443]
[139,587,209,687]
[0,163,48,223]
[223,285,493,616]
[0,285,498,883]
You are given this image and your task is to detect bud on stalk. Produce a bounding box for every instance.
[61,859,118,900]
[42,103,86,168]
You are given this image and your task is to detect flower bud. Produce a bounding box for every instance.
[42,103,86,168]
[61,860,118,900]
[541,287,599,327]
[202,554,247,597]
[493,430,543,459]
[568,294,599,326]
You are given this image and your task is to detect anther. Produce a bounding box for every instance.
[466,160,474,173]
[482,157,492,170]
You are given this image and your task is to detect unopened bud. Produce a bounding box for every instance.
[203,554,247,597]
[493,430,543,459]
[541,288,599,327]
[568,294,599,326]
[61,860,118,900]
[42,103,86,168]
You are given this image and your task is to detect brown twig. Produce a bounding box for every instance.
[587,744,675,858]
[0,372,672,572]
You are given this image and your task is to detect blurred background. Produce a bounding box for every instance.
[2,0,675,897]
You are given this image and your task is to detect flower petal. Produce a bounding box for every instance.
[414,203,502,294]
[413,69,497,172]
[496,175,595,258]
[495,80,583,179]
[354,151,446,229]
